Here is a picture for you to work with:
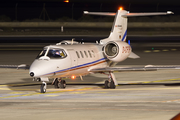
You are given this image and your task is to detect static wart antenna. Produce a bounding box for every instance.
[71,38,75,45]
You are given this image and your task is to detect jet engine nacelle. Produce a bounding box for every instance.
[103,41,131,62]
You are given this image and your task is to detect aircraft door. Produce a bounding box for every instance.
[68,50,77,67]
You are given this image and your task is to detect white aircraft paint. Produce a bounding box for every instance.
[28,9,174,93]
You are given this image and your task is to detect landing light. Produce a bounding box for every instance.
[64,0,69,3]
[71,75,76,80]
[119,7,123,10]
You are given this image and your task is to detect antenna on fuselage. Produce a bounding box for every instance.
[71,38,75,45]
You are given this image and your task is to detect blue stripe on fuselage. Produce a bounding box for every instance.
[43,58,106,76]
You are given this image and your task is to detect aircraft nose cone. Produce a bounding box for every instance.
[30,72,34,77]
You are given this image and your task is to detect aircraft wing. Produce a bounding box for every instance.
[0,64,30,70]
[89,65,180,73]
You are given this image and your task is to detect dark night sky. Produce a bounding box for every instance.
[0,0,180,21]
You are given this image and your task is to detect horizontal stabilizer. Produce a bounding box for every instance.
[128,52,140,59]
[84,11,116,16]
[122,11,174,17]
[84,11,173,17]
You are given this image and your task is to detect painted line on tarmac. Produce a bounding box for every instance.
[0,77,179,88]
[0,78,179,99]
[0,87,95,99]
[1,86,180,99]
[0,106,179,112]
[162,99,180,103]
[120,78,180,85]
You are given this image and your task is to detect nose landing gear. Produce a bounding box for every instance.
[40,82,47,93]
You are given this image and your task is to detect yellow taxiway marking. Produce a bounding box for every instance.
[123,78,180,85]
[153,50,160,52]
[0,78,179,99]
[144,50,151,53]
[171,49,177,51]
[0,87,94,99]
[45,95,60,97]
[70,92,86,94]
[162,49,169,52]
[9,92,25,94]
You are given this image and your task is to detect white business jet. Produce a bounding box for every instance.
[3,8,177,93]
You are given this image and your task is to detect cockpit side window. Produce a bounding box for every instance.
[36,49,47,59]
[47,49,67,59]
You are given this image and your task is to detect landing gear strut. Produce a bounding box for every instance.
[40,82,47,93]
[104,72,117,89]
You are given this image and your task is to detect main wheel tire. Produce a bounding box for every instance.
[54,79,59,88]
[104,80,109,89]
[62,80,66,88]
[58,80,66,89]
[110,81,116,89]
[40,84,46,93]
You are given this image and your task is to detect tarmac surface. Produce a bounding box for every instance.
[0,38,180,120]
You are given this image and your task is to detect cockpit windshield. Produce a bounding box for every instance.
[47,49,67,58]
[36,48,67,59]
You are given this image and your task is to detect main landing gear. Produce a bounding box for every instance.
[104,80,116,89]
[53,78,66,89]
[103,72,117,89]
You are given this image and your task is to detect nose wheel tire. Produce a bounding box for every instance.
[40,82,46,93]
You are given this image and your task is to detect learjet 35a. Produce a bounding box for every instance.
[2,9,179,93]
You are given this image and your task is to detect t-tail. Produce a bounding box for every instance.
[84,9,173,44]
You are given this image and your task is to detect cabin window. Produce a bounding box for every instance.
[76,51,80,58]
[88,50,92,58]
[84,51,88,58]
[80,51,84,58]
[91,50,95,57]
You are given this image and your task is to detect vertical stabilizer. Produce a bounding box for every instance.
[100,10,128,44]
[84,10,173,44]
